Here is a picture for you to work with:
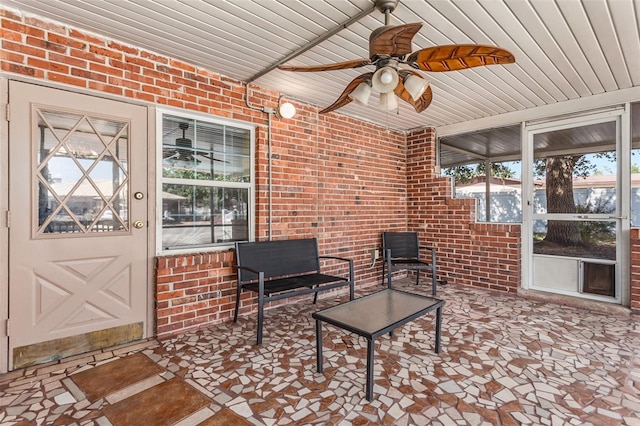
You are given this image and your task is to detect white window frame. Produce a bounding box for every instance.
[156,108,255,255]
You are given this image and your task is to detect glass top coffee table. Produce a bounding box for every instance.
[312,288,444,401]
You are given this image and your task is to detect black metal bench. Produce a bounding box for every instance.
[234,238,355,344]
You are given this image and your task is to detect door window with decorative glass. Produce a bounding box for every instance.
[159,112,253,251]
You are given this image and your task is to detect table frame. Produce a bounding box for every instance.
[313,288,444,401]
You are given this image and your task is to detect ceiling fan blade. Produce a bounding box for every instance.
[200,153,229,163]
[163,148,178,159]
[394,76,433,113]
[407,44,515,72]
[278,58,371,72]
[369,23,422,57]
[319,72,374,114]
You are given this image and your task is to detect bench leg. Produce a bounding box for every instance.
[257,297,264,345]
[316,320,323,373]
[366,338,375,401]
[234,285,241,322]
[435,305,442,354]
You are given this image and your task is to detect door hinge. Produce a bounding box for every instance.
[5,211,10,228]
[5,319,9,337]
[5,103,9,122]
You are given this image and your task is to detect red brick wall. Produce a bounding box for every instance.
[0,8,408,337]
[405,128,521,293]
[631,228,640,312]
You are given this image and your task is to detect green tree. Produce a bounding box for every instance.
[443,162,515,184]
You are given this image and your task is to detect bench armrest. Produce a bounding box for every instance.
[235,264,262,276]
[319,255,355,282]
[319,255,351,263]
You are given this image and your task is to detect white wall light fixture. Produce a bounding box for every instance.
[277,96,296,119]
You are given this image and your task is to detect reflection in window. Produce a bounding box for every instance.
[160,113,253,251]
[36,109,129,235]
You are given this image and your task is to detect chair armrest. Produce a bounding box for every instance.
[418,246,435,251]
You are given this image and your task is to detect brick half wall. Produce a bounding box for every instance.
[406,128,521,293]
[155,251,237,337]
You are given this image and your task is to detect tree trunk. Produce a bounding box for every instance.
[544,156,583,245]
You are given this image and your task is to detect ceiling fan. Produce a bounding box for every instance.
[277,0,515,114]
[163,123,226,164]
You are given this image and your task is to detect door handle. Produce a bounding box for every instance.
[608,215,627,220]
[133,220,144,229]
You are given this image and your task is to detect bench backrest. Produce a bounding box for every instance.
[382,231,419,259]
[235,238,321,283]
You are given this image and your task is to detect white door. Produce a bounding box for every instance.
[523,110,627,304]
[8,81,149,370]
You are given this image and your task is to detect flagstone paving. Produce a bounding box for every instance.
[1,278,639,425]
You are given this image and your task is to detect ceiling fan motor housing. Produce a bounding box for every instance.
[176,123,193,160]
[374,0,399,14]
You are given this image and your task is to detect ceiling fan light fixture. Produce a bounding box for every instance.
[404,74,430,101]
[378,92,398,112]
[348,81,372,105]
[372,66,399,93]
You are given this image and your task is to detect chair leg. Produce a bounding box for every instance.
[257,291,264,345]
[431,250,437,296]
[313,286,319,304]
[415,269,420,286]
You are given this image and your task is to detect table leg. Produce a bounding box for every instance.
[366,338,374,401]
[435,305,442,354]
[316,320,323,373]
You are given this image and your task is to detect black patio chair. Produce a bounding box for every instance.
[382,231,437,295]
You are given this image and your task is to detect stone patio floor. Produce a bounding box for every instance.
[1,278,639,425]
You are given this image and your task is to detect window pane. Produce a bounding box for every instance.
[533,219,615,260]
[444,161,522,223]
[36,109,129,234]
[161,184,249,249]
[161,115,250,182]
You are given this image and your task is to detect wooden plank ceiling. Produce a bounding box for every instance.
[5,0,639,133]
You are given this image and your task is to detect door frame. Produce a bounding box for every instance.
[1,77,9,373]
[521,106,631,306]
[0,77,157,373]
